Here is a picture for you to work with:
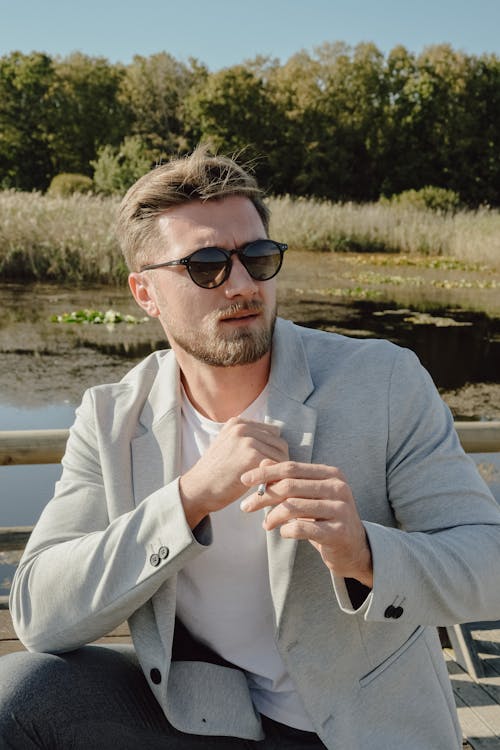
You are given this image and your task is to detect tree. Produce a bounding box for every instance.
[381,45,472,198]
[119,53,205,155]
[313,41,388,201]
[268,42,389,201]
[453,53,500,205]
[266,50,325,195]
[0,51,56,190]
[49,53,130,177]
[183,65,283,192]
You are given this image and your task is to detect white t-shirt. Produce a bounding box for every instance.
[175,385,314,731]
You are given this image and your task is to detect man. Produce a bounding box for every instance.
[2,147,500,749]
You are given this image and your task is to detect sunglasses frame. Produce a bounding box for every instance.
[139,239,288,289]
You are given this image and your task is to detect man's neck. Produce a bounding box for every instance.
[177,351,271,422]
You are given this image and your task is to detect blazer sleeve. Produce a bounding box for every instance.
[332,347,500,625]
[9,388,211,653]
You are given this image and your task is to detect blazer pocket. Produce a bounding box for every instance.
[359,625,425,688]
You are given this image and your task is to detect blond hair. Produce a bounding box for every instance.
[117,145,270,271]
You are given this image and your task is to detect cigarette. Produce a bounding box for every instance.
[257,483,266,496]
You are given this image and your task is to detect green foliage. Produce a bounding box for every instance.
[0,52,56,190]
[382,186,462,212]
[91,136,152,195]
[119,53,204,153]
[0,51,130,189]
[1,44,500,205]
[47,173,93,196]
[49,53,131,177]
[183,64,282,190]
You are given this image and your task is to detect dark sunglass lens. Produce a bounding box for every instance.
[188,248,228,288]
[243,241,282,280]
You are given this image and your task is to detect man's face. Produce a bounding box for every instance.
[129,195,278,368]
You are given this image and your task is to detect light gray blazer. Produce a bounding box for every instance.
[11,318,500,749]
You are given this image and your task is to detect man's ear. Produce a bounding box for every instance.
[128,272,161,318]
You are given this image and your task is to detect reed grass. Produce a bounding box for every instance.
[0,190,498,284]
[268,196,500,267]
[0,191,125,284]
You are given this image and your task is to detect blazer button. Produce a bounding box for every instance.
[158,546,169,560]
[150,668,162,684]
[384,605,396,618]
[150,553,160,567]
[393,606,404,618]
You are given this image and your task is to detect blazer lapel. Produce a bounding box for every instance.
[130,351,182,654]
[265,319,317,627]
[131,351,181,506]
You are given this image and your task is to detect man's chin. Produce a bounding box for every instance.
[170,308,277,367]
[205,335,272,367]
[172,328,271,367]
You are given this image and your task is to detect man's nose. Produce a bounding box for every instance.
[223,256,259,297]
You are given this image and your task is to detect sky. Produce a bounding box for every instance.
[1,0,499,69]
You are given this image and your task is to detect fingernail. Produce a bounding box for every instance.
[240,500,250,512]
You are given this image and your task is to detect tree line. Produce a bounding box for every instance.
[1,42,500,206]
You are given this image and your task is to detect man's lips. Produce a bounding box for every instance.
[219,305,262,322]
[220,311,259,323]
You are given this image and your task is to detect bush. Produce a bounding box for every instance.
[47,173,93,196]
[381,186,462,213]
[91,135,152,195]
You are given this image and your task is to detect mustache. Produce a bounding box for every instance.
[217,301,264,320]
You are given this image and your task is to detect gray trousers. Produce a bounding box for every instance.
[0,645,326,749]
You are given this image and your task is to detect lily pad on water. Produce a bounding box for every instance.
[50,309,149,325]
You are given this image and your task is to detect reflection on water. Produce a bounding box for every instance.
[294,303,500,389]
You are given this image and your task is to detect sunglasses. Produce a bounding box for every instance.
[140,239,288,289]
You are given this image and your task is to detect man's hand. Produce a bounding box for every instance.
[179,418,289,529]
[240,461,373,588]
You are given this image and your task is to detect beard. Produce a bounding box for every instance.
[166,300,277,367]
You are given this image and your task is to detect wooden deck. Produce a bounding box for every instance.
[1,611,499,748]
[444,627,500,750]
[0,609,132,656]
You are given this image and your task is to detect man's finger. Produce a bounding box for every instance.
[240,460,344,488]
[278,518,337,543]
[262,498,344,530]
